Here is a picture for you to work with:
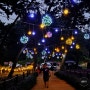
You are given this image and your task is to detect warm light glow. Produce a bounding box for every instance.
[55,47,60,52]
[34,48,37,51]
[44,34,48,38]
[63,8,69,15]
[66,38,72,45]
[65,49,68,53]
[42,14,52,26]
[61,45,64,49]
[60,36,64,40]
[40,23,45,29]
[71,36,75,40]
[28,31,32,35]
[76,44,80,49]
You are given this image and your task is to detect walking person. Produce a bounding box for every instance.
[42,63,51,88]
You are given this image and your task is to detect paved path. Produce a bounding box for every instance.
[31,72,76,90]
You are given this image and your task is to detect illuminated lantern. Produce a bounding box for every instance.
[20,35,29,44]
[44,34,48,38]
[84,34,90,39]
[76,44,80,49]
[40,23,45,29]
[60,36,64,40]
[66,38,72,45]
[55,47,60,52]
[28,31,32,35]
[63,8,69,15]
[61,45,64,49]
[65,49,68,53]
[71,36,75,40]
[42,14,52,26]
[46,31,52,38]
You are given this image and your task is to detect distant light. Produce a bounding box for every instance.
[38,42,41,45]
[45,48,48,50]
[72,0,81,4]
[29,13,35,18]
[60,36,64,40]
[74,30,78,34]
[28,31,32,35]
[46,31,52,38]
[72,42,75,45]
[55,28,59,32]
[32,31,36,35]
[70,46,73,49]
[42,38,45,43]
[40,23,45,29]
[63,8,69,15]
[42,14,52,26]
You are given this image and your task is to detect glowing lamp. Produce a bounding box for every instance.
[28,31,32,35]
[42,14,52,26]
[65,49,68,53]
[66,38,72,45]
[84,34,89,39]
[71,36,74,40]
[55,28,59,32]
[44,34,48,38]
[61,46,64,49]
[46,31,52,38]
[40,23,45,29]
[60,36,64,40]
[63,8,69,15]
[76,44,80,49]
[32,31,36,35]
[42,38,45,43]
[29,13,34,18]
[55,47,60,52]
[20,35,29,44]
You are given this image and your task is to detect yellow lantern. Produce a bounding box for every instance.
[60,36,64,40]
[71,36,74,40]
[55,47,60,52]
[28,31,32,35]
[66,38,72,45]
[40,23,45,29]
[65,49,68,53]
[75,44,80,49]
[63,8,69,15]
[61,45,64,49]
[44,34,48,38]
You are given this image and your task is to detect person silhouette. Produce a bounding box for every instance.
[42,63,51,88]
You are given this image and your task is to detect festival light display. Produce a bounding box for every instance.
[42,14,52,26]
[20,35,29,44]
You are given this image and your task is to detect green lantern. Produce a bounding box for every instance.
[42,14,52,26]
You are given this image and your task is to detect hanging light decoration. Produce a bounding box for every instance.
[28,31,32,35]
[42,14,52,26]
[20,35,29,44]
[55,47,60,52]
[84,33,90,39]
[46,31,52,38]
[60,36,64,40]
[65,49,68,53]
[63,8,69,16]
[61,45,65,49]
[66,38,72,45]
[75,44,80,49]
[71,36,75,40]
[40,23,45,29]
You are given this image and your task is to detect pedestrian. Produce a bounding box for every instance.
[42,63,51,88]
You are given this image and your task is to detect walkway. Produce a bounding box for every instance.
[31,72,76,90]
